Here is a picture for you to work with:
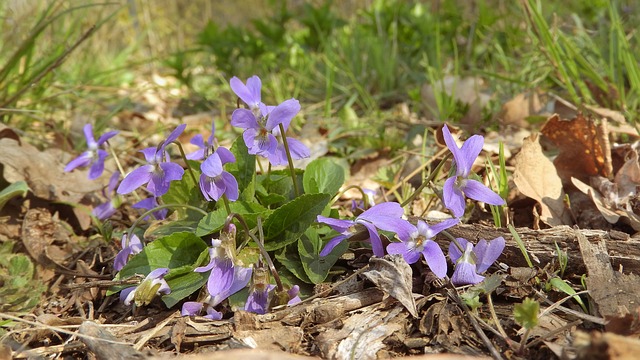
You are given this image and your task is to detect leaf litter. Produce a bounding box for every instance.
[3,78,640,360]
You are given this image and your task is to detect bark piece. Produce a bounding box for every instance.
[78,321,145,360]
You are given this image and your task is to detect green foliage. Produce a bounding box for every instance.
[227,137,257,196]
[298,227,348,284]
[196,201,270,236]
[0,181,29,211]
[549,277,587,313]
[0,242,46,312]
[262,193,331,251]
[302,157,347,195]
[161,165,205,219]
[514,297,540,330]
[113,232,209,307]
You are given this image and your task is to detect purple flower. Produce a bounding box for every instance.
[244,267,300,314]
[92,171,122,220]
[64,124,118,180]
[199,147,239,201]
[120,268,171,306]
[181,301,223,320]
[117,124,186,197]
[186,230,252,318]
[317,202,415,257]
[229,76,309,165]
[132,197,167,220]
[449,237,505,285]
[186,121,216,161]
[114,233,143,271]
[442,124,505,217]
[351,188,377,212]
[387,218,459,277]
[230,75,265,113]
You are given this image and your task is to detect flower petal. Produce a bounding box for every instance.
[443,176,466,218]
[216,147,236,165]
[458,135,484,177]
[317,216,353,233]
[265,98,300,131]
[120,286,136,305]
[88,150,108,180]
[387,242,421,264]
[181,301,203,316]
[164,124,186,147]
[358,202,404,222]
[117,165,153,194]
[159,161,185,182]
[360,220,384,257]
[451,261,484,285]
[220,172,239,201]
[422,240,447,278]
[64,153,92,172]
[285,137,310,159]
[448,238,469,263]
[207,259,234,297]
[474,236,505,273]
[201,153,223,177]
[462,179,505,206]
[319,234,348,257]
[83,124,96,147]
[230,76,261,109]
[426,218,460,238]
[97,130,119,145]
[231,109,259,129]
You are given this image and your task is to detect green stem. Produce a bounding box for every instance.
[173,141,198,186]
[109,143,141,202]
[279,123,300,198]
[331,185,370,208]
[221,194,232,216]
[401,153,452,207]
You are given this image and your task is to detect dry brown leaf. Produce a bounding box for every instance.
[364,255,418,318]
[513,134,572,226]
[499,91,544,127]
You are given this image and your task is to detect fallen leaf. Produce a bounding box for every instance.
[364,254,418,318]
[513,134,572,226]
[499,91,544,127]
[541,113,611,183]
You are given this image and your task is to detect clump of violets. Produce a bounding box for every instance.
[317,202,415,257]
[117,124,186,197]
[92,171,122,221]
[181,225,252,320]
[230,76,310,166]
[449,237,505,285]
[120,268,171,307]
[387,218,459,278]
[442,124,505,217]
[64,123,118,180]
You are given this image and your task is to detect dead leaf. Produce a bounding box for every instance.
[364,255,418,318]
[513,134,573,226]
[499,91,544,127]
[541,113,611,183]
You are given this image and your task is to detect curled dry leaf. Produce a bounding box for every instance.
[513,134,573,226]
[364,254,418,318]
[572,148,640,230]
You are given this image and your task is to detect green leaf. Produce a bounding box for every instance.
[513,297,540,330]
[298,227,347,284]
[258,169,304,202]
[275,246,311,283]
[196,201,271,236]
[113,232,209,306]
[226,136,255,193]
[263,193,331,251]
[144,219,200,241]
[161,165,205,219]
[0,181,29,211]
[549,277,587,312]
[303,157,346,195]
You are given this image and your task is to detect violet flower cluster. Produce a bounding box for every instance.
[317,124,506,286]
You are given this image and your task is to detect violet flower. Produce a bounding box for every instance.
[199,147,239,201]
[449,237,505,285]
[132,197,168,220]
[186,121,216,161]
[244,267,300,314]
[387,218,459,278]
[117,124,186,197]
[442,124,505,217]
[317,202,415,257]
[182,229,252,319]
[114,233,143,271]
[92,171,122,221]
[229,76,309,165]
[64,123,118,180]
[120,268,170,306]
